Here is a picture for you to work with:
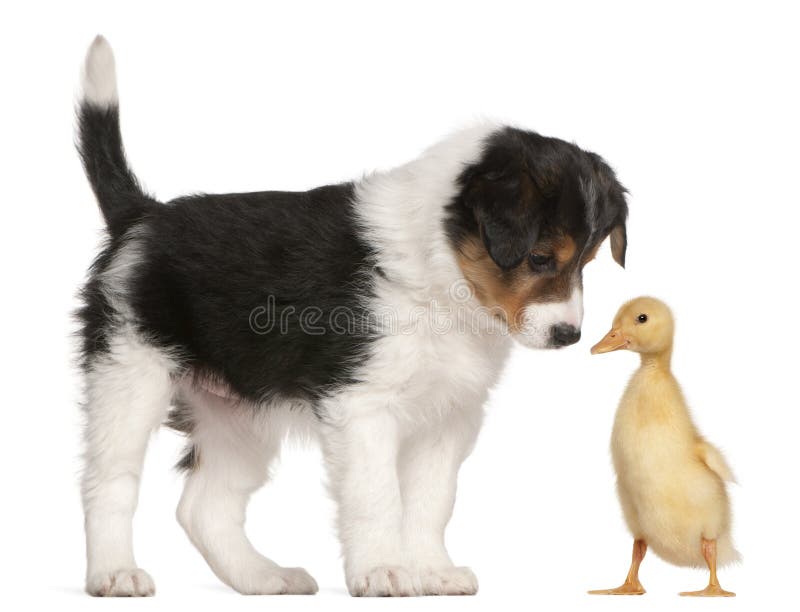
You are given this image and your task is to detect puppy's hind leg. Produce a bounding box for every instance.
[82,334,177,596]
[174,388,318,595]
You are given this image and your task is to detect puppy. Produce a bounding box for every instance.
[77,36,628,597]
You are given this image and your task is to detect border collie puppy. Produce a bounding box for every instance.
[77,36,628,597]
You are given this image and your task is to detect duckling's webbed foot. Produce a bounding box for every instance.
[680,584,735,597]
[588,582,646,596]
[589,539,647,596]
[679,538,736,598]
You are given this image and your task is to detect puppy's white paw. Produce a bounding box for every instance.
[419,566,478,596]
[231,566,318,595]
[86,568,155,597]
[348,566,421,597]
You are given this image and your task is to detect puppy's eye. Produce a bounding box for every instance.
[484,170,506,181]
[528,253,553,270]
[637,314,648,323]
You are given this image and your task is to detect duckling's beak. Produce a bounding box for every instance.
[591,328,630,354]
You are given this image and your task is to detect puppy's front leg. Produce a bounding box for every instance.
[398,412,482,596]
[322,409,419,596]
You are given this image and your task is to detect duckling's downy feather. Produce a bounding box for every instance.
[696,439,736,483]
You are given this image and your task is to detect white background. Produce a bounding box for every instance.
[2,1,798,610]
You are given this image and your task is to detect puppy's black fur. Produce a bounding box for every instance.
[78,105,377,406]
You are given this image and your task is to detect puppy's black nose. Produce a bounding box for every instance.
[551,324,581,347]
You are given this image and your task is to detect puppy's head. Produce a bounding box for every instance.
[447,127,628,349]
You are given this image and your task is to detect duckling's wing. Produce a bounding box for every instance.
[696,438,736,483]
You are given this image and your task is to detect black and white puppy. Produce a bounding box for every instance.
[77,36,628,597]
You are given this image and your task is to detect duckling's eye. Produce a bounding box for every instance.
[637,314,648,323]
[528,253,553,271]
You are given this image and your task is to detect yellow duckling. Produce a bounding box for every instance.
[588,297,738,597]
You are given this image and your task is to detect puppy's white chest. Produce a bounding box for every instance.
[371,316,510,421]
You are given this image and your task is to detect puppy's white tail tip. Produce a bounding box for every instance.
[82,35,118,108]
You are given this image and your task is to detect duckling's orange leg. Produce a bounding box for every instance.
[588,538,647,595]
[679,538,735,597]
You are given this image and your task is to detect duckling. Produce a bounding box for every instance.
[588,297,738,597]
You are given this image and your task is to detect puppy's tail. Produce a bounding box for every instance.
[77,36,157,239]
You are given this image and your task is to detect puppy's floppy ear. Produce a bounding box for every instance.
[609,223,627,268]
[465,171,542,270]
[585,151,629,269]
